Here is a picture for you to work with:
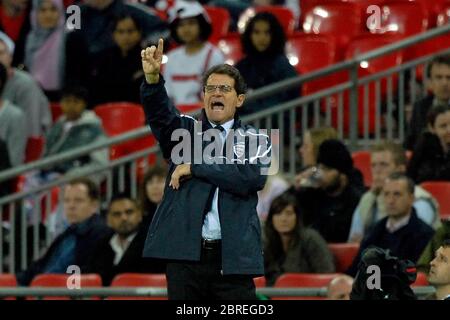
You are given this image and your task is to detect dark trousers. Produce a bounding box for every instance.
[165,242,256,300]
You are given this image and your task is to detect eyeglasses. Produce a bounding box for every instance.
[204,85,234,93]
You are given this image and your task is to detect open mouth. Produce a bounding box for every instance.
[211,101,225,111]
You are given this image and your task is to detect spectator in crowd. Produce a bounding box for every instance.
[40,86,108,176]
[407,105,450,183]
[347,173,435,277]
[348,141,441,244]
[296,126,338,176]
[16,178,110,286]
[427,239,450,300]
[65,0,168,88]
[0,0,31,66]
[235,12,298,116]
[0,138,12,197]
[89,14,145,106]
[163,0,224,106]
[417,220,450,273]
[0,31,51,137]
[24,0,66,101]
[0,62,26,166]
[139,165,167,229]
[405,55,450,150]
[327,275,354,300]
[294,139,365,242]
[264,192,335,286]
[87,194,165,285]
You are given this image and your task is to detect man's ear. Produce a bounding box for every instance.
[428,123,435,134]
[236,94,245,108]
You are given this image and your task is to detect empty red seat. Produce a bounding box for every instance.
[253,276,266,288]
[303,2,362,60]
[437,3,450,26]
[217,34,244,65]
[94,102,156,166]
[0,274,17,300]
[238,5,296,36]
[25,136,45,163]
[0,274,17,286]
[286,33,338,96]
[352,150,372,187]
[370,1,428,37]
[273,273,341,300]
[420,181,450,220]
[385,0,447,28]
[110,273,167,300]
[94,102,145,136]
[328,243,360,273]
[204,6,230,44]
[334,34,403,136]
[29,274,102,300]
[412,272,429,287]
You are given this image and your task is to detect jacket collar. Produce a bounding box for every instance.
[198,109,242,131]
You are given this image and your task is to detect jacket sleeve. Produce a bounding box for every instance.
[140,77,186,159]
[190,132,271,197]
[304,229,336,273]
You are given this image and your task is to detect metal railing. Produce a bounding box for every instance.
[1,24,449,273]
[0,286,436,299]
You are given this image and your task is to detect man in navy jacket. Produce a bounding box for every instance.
[140,39,270,300]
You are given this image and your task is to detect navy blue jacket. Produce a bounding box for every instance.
[17,214,109,286]
[347,209,435,277]
[140,78,269,276]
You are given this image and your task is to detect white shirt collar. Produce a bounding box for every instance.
[208,118,234,136]
[109,232,138,265]
[386,214,411,233]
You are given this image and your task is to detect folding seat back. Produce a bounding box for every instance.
[110,273,167,300]
[218,34,244,65]
[328,243,360,273]
[303,2,362,60]
[420,181,450,220]
[29,274,102,300]
[273,273,341,300]
[204,6,230,44]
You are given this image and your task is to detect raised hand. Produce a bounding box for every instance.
[141,38,164,84]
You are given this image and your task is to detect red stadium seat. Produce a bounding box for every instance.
[384,0,447,28]
[420,181,450,220]
[29,274,102,300]
[94,102,145,136]
[94,102,156,167]
[50,103,63,123]
[335,34,403,135]
[25,136,44,163]
[273,273,341,300]
[238,5,296,36]
[253,276,266,288]
[437,3,450,26]
[217,34,244,66]
[303,2,363,60]
[352,150,372,187]
[286,33,338,96]
[0,274,17,286]
[109,273,167,300]
[204,6,230,44]
[0,274,17,300]
[412,272,429,287]
[328,243,360,273]
[370,1,428,37]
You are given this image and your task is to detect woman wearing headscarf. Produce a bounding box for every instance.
[24,0,66,100]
